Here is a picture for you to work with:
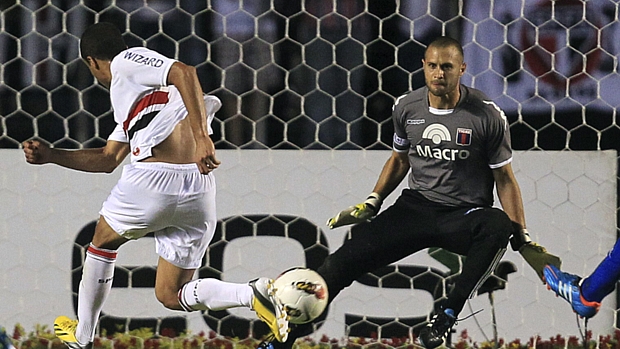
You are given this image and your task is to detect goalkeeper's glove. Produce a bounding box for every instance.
[510,227,562,282]
[509,226,532,251]
[326,192,382,229]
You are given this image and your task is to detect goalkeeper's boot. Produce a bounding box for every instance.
[54,316,90,349]
[419,308,457,349]
[249,278,289,342]
[543,265,600,318]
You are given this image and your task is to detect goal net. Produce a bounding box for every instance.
[0,0,618,345]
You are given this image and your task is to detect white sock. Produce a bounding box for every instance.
[75,244,116,344]
[178,278,253,311]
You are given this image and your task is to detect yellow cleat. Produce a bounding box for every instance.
[53,316,86,349]
[249,278,289,342]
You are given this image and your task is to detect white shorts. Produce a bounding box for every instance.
[100,162,216,269]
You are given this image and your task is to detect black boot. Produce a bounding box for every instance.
[419,307,457,349]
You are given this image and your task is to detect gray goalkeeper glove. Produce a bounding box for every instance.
[326,193,382,229]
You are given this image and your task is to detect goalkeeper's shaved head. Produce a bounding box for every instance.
[80,22,127,61]
[425,36,464,62]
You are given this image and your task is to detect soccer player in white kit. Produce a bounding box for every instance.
[22,22,288,348]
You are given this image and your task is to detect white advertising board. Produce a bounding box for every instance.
[0,149,616,343]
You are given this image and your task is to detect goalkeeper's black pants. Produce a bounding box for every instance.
[283,189,513,346]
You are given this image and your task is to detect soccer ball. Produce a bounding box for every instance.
[273,267,329,324]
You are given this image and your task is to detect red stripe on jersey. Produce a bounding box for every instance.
[87,244,117,260]
[123,91,169,131]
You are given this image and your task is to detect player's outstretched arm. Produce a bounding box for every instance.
[22,139,129,173]
[327,150,410,229]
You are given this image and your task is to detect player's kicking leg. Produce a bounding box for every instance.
[250,278,290,342]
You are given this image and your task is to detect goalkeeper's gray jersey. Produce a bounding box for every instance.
[392,85,512,207]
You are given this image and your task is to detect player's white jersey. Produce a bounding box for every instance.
[106,47,213,162]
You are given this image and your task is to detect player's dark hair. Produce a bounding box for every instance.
[80,22,127,61]
[426,36,464,60]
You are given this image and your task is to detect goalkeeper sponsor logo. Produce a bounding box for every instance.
[416,123,470,161]
[422,124,451,145]
[416,145,470,161]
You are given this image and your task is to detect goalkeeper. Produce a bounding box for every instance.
[260,36,559,349]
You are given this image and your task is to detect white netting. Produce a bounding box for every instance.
[1,0,619,344]
[1,1,618,150]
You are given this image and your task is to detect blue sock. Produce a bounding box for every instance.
[581,239,620,303]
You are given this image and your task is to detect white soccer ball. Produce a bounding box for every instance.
[273,267,329,324]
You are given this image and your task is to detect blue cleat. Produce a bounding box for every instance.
[543,264,600,319]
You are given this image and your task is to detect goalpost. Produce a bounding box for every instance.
[0,0,618,345]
